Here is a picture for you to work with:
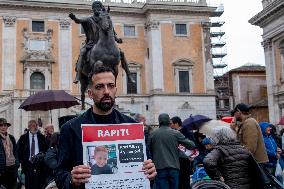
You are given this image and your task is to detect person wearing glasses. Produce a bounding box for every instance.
[0,118,18,189]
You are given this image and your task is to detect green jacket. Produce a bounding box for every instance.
[150,126,195,170]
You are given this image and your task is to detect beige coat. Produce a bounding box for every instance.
[237,116,268,163]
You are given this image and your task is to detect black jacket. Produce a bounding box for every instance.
[203,143,252,189]
[54,108,136,189]
[0,134,18,173]
[17,131,47,173]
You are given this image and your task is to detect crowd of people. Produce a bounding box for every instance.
[0,65,284,189]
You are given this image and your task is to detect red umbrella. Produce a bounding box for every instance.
[19,90,80,122]
[221,116,234,124]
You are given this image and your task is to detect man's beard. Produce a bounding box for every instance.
[95,95,115,112]
[235,117,242,122]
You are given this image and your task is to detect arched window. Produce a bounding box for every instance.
[30,72,45,89]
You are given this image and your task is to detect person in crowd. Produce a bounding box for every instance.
[191,137,214,184]
[55,66,156,189]
[202,137,214,153]
[230,103,268,163]
[259,122,282,175]
[150,113,195,189]
[0,118,18,189]
[91,146,113,175]
[44,132,60,186]
[203,127,253,189]
[44,124,54,147]
[133,113,152,159]
[17,120,47,189]
[170,116,192,189]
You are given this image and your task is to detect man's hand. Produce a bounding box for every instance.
[142,159,157,180]
[71,165,91,186]
[69,13,76,20]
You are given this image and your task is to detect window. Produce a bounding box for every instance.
[123,62,141,94]
[124,25,135,37]
[179,70,190,92]
[127,73,137,94]
[173,59,194,93]
[32,21,45,32]
[30,72,45,89]
[175,24,187,35]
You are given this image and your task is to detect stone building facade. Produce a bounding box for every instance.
[228,64,268,122]
[0,0,220,138]
[249,0,284,124]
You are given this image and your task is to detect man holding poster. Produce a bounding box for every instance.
[55,66,156,189]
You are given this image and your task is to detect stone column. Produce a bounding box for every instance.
[202,22,214,93]
[58,19,72,91]
[262,38,279,124]
[12,100,22,139]
[2,16,17,91]
[145,21,164,92]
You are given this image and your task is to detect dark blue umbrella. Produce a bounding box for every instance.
[182,114,212,130]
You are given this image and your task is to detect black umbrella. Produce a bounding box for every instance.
[19,90,80,122]
[182,114,212,130]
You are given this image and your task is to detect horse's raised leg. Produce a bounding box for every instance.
[120,50,135,83]
[80,76,88,110]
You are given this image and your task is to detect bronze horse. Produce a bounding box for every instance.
[79,8,134,109]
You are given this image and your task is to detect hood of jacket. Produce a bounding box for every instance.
[259,122,273,137]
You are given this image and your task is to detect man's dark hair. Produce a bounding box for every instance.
[171,116,182,127]
[158,113,170,126]
[88,65,116,88]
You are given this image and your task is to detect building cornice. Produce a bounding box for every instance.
[0,0,219,17]
[249,0,284,27]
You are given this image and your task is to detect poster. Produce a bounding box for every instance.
[82,123,150,189]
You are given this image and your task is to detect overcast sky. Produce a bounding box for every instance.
[221,0,265,70]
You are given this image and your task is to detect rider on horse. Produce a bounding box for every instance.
[69,1,122,84]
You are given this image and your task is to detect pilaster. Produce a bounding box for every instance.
[145,20,164,92]
[58,19,72,91]
[262,38,279,123]
[2,16,17,91]
[202,22,214,93]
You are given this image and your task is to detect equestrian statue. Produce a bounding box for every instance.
[69,1,134,109]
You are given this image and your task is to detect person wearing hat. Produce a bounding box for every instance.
[150,113,195,189]
[231,103,268,163]
[0,118,18,189]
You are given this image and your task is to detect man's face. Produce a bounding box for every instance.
[234,111,242,122]
[88,72,117,113]
[0,123,8,135]
[28,122,38,133]
[170,120,178,129]
[46,126,54,135]
[94,151,108,167]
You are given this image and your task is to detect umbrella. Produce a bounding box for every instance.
[182,115,212,130]
[221,116,234,124]
[199,120,230,138]
[19,90,80,121]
